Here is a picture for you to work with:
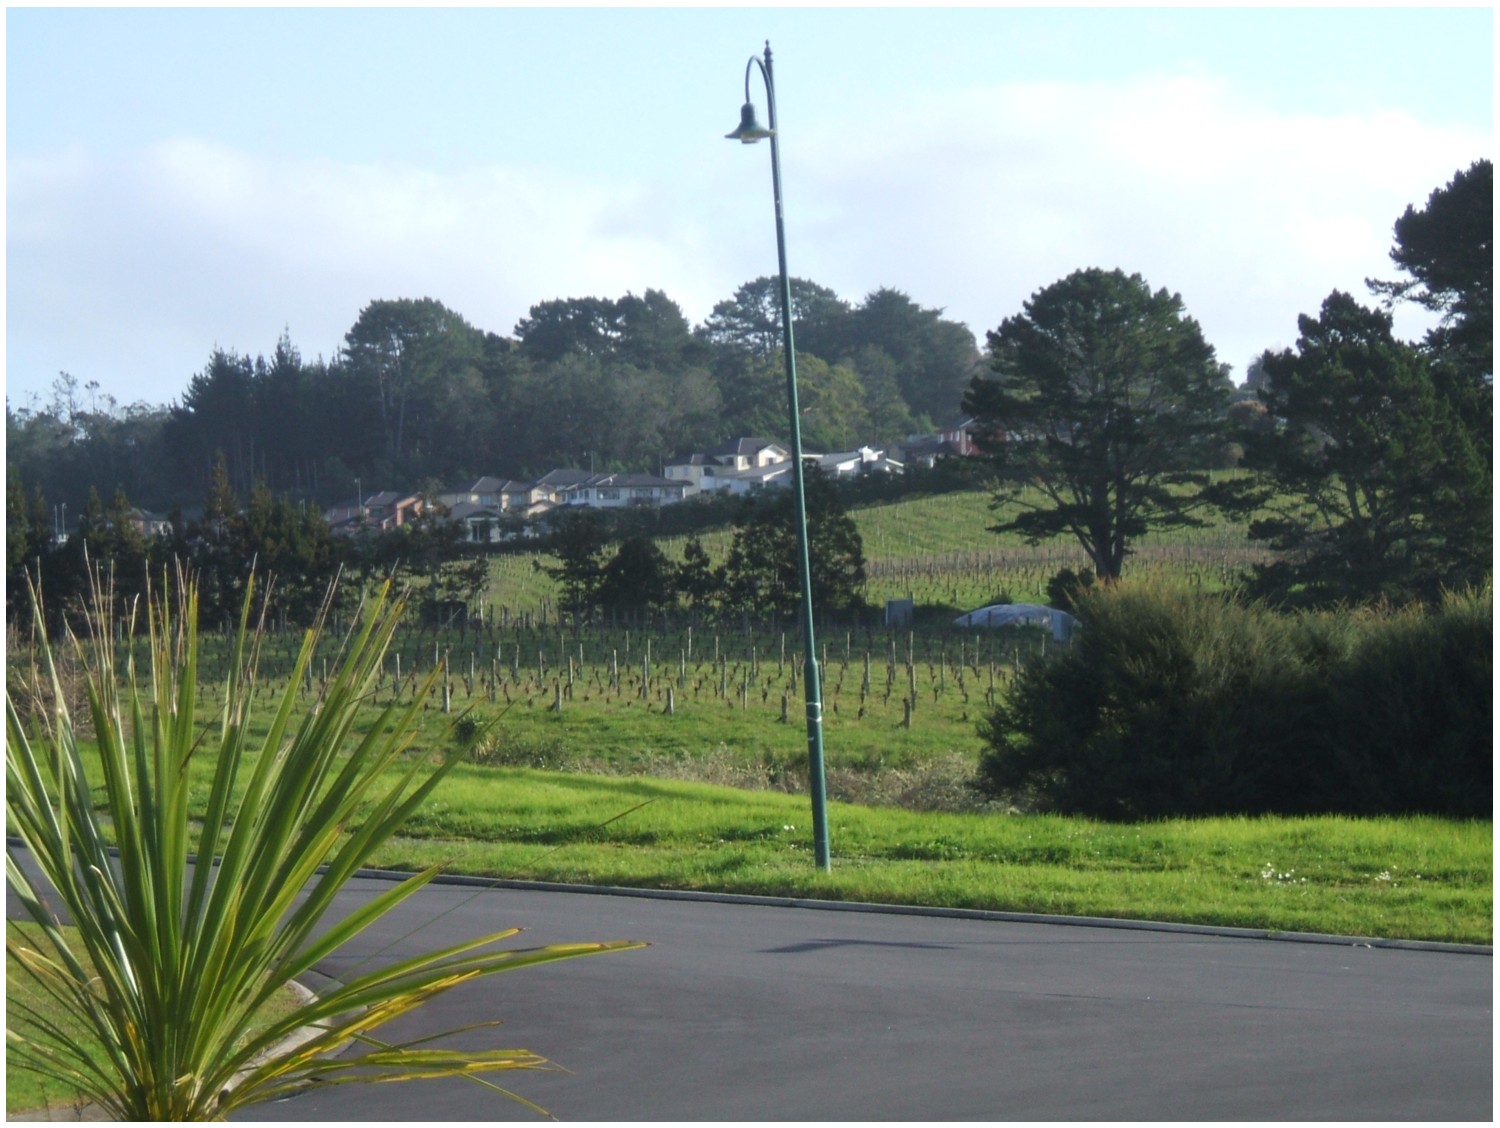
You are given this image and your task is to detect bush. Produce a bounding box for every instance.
[976,581,1491,819]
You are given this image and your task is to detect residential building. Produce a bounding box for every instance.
[436,476,514,511]
[812,446,901,479]
[559,472,689,508]
[665,437,791,496]
[324,490,423,536]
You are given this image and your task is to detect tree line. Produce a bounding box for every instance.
[6,279,981,519]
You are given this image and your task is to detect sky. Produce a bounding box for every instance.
[6,5,1493,413]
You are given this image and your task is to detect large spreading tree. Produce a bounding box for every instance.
[964,268,1232,581]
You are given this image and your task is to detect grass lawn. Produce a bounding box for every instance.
[371,765,1492,946]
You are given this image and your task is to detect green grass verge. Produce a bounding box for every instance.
[372,766,1491,946]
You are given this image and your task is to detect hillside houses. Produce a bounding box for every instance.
[322,422,979,540]
[325,491,423,535]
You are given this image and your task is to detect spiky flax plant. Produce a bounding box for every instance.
[6,569,642,1120]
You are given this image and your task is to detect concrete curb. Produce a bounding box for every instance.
[355,866,1494,957]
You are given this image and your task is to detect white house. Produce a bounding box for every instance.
[664,437,791,496]
[812,446,899,479]
[709,461,795,497]
[528,469,595,505]
[559,472,688,508]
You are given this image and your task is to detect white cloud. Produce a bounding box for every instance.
[794,72,1484,369]
[7,139,728,405]
[6,72,1487,408]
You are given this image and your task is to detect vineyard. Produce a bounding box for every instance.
[163,605,1054,807]
[18,487,1273,814]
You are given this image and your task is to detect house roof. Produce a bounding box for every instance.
[702,437,786,459]
[578,472,683,489]
[533,468,594,487]
[713,462,793,484]
[815,446,882,465]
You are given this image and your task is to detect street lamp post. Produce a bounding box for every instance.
[726,41,831,872]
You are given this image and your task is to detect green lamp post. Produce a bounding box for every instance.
[726,41,831,872]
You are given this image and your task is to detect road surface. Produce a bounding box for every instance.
[231,876,1492,1121]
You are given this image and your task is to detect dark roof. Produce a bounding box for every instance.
[533,468,593,487]
[578,472,682,489]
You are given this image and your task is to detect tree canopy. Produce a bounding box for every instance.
[1214,160,1493,608]
[721,470,867,619]
[1211,291,1490,606]
[965,268,1232,580]
[1368,158,1492,386]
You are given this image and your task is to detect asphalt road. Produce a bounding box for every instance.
[221,876,1491,1122]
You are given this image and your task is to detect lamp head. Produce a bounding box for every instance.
[725,102,773,143]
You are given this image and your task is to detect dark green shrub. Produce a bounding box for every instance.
[1315,590,1492,816]
[1045,567,1095,614]
[976,582,1491,819]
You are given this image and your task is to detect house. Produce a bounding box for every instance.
[894,436,944,469]
[437,476,514,511]
[665,437,791,496]
[896,418,980,467]
[708,461,796,497]
[937,417,979,457]
[448,500,507,543]
[662,452,720,495]
[529,469,595,505]
[811,446,901,479]
[497,480,544,515]
[126,507,172,538]
[559,472,689,508]
[324,490,423,536]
